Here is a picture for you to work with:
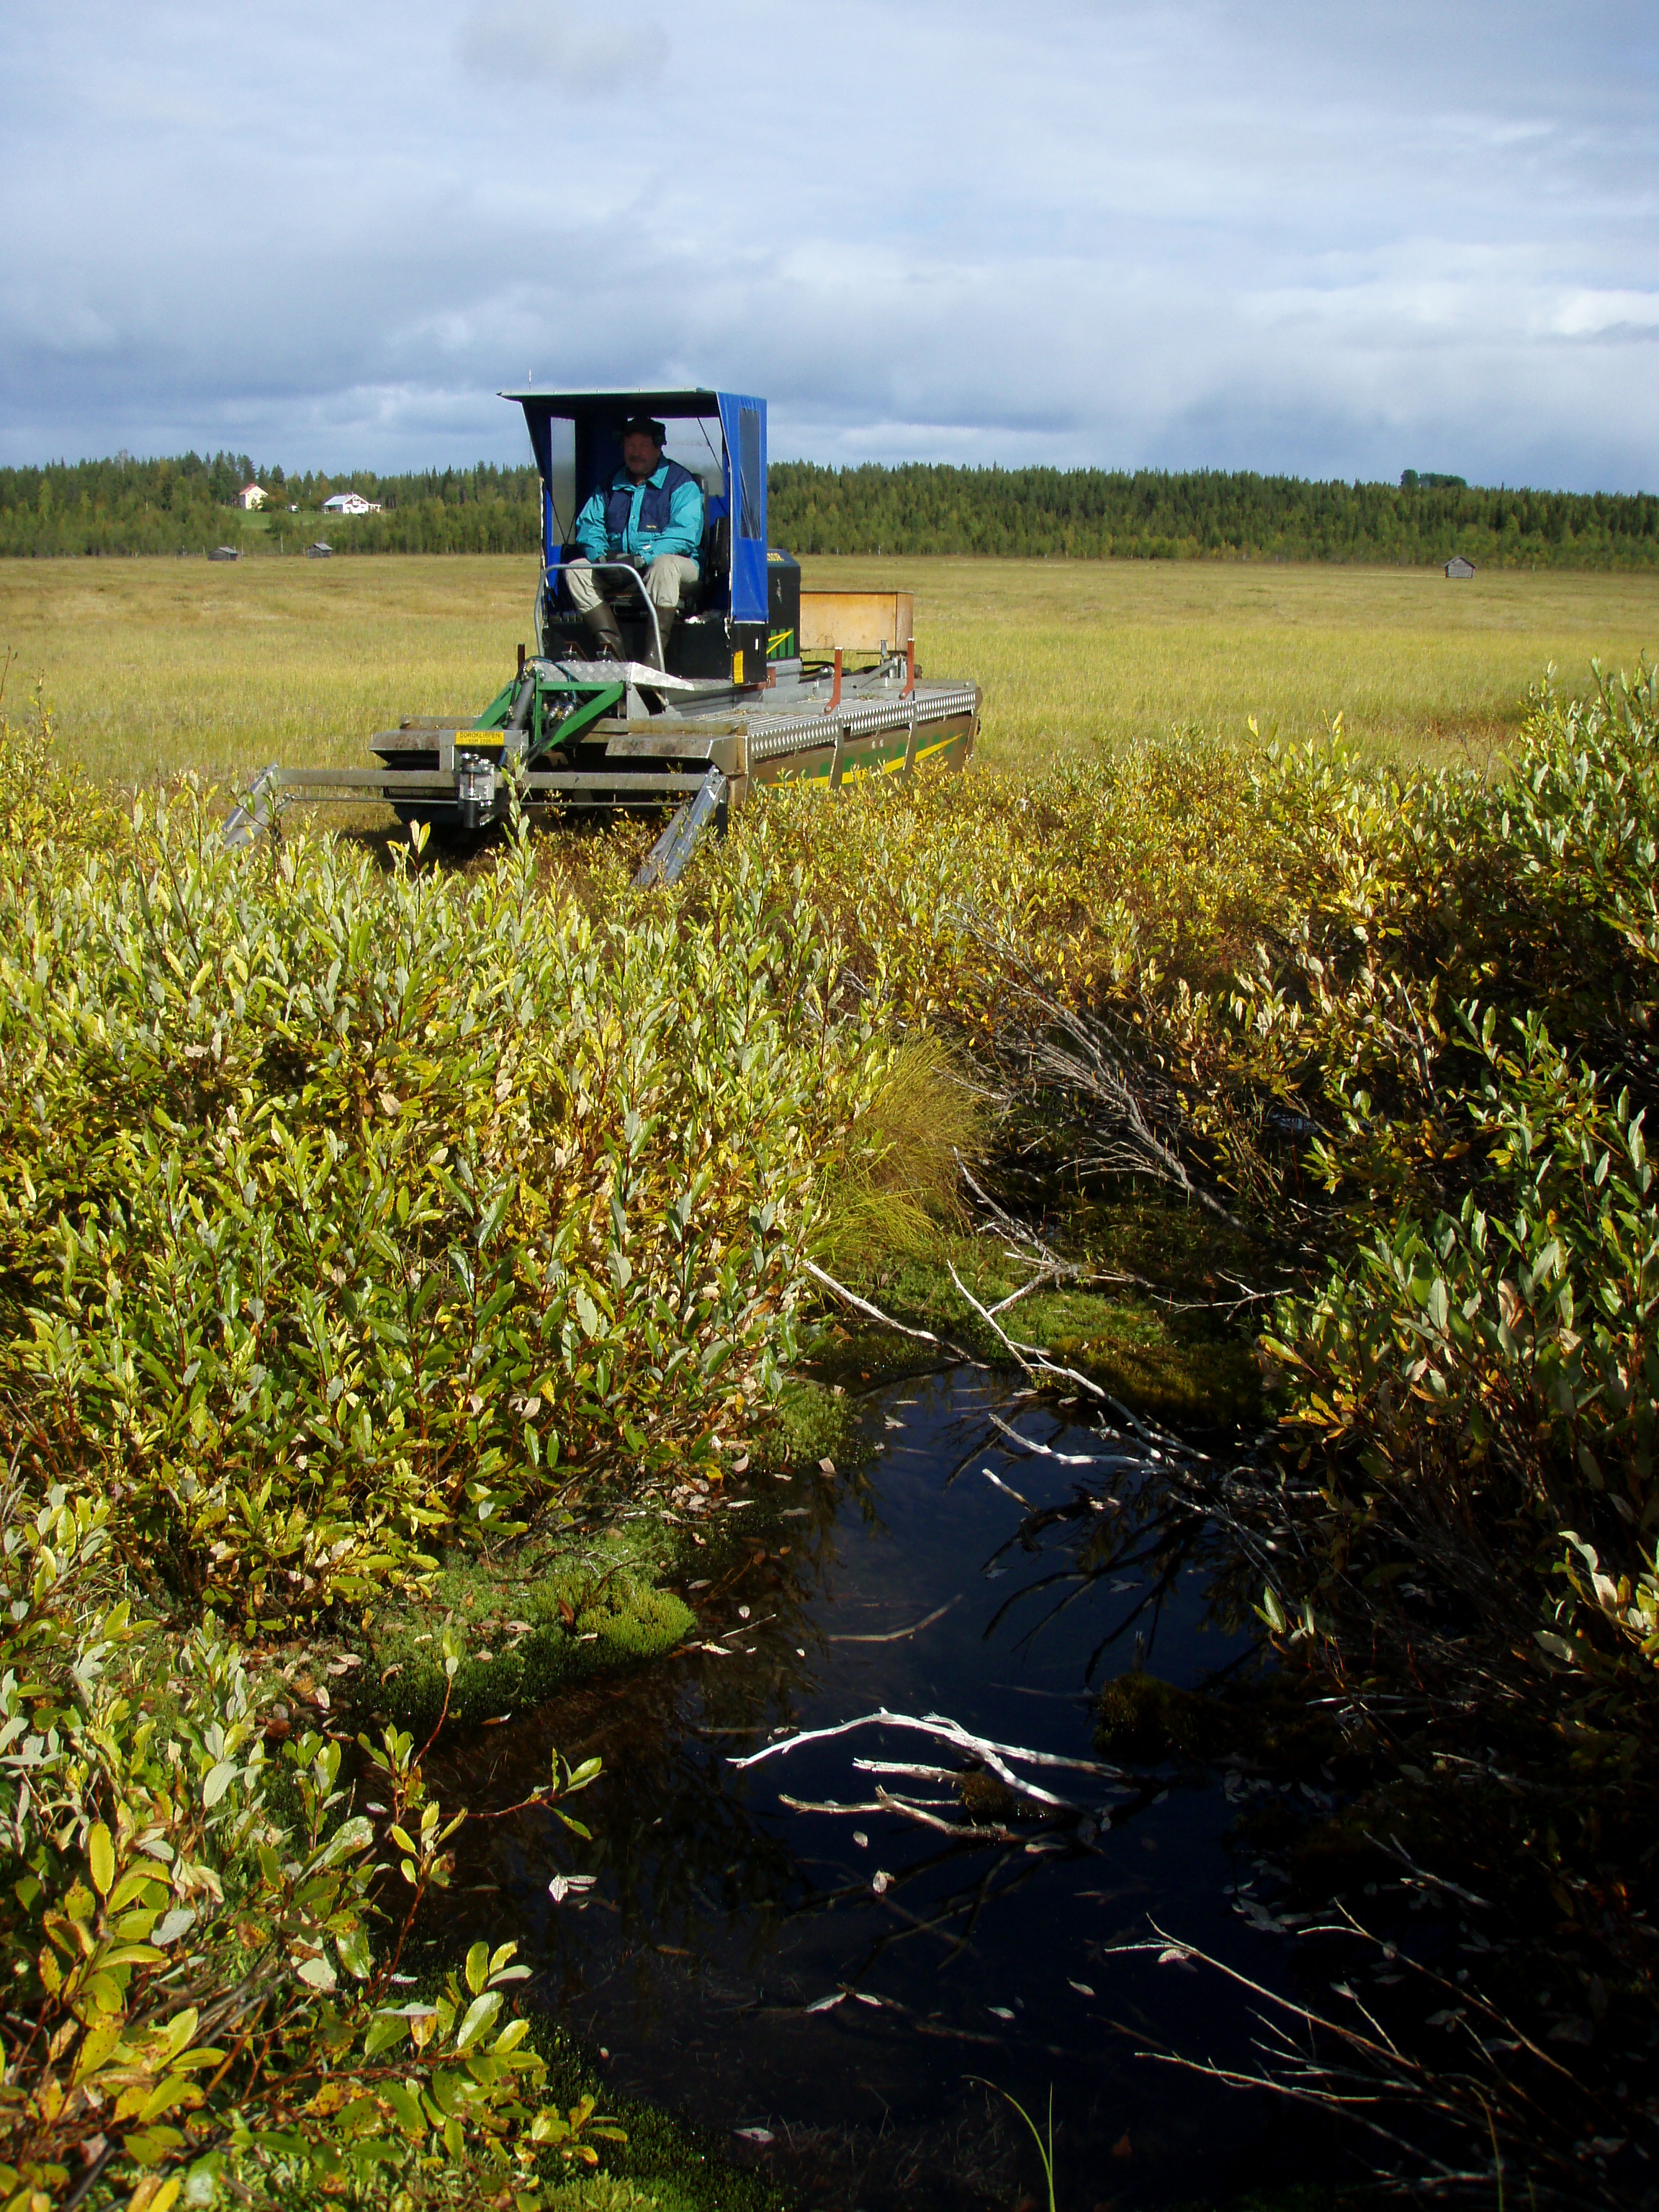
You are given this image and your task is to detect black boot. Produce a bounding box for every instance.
[583,602,625,660]
[651,604,676,672]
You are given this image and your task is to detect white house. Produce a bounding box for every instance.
[322,491,382,516]
[1444,554,1476,579]
[237,482,268,510]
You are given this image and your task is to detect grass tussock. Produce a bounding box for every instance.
[812,1032,981,1274]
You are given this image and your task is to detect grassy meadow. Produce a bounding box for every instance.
[1,550,1656,789]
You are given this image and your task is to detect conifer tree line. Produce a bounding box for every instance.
[2,448,1655,567]
[768,462,1659,567]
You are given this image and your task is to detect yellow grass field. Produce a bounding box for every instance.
[2,552,1656,789]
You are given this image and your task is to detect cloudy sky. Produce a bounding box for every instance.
[4,0,1655,487]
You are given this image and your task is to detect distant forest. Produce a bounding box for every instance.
[0,452,541,558]
[2,448,1655,568]
[770,464,1659,567]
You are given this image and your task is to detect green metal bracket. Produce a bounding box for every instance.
[529,678,624,760]
[466,667,624,764]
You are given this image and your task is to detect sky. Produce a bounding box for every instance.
[3,0,1656,488]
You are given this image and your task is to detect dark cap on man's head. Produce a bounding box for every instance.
[621,415,667,446]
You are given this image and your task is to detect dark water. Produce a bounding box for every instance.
[441,1368,1319,2210]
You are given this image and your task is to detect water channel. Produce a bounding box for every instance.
[439,1367,1326,2210]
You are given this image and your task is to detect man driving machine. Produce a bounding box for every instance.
[564,414,706,668]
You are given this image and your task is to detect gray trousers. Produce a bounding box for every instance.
[564,554,699,615]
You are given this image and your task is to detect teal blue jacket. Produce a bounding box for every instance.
[574,462,706,565]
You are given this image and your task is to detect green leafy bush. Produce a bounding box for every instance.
[0,715,909,1622]
[1236,670,1659,1678]
[0,1475,610,2212]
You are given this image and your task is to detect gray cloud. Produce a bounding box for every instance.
[1,0,1655,487]
[455,0,665,89]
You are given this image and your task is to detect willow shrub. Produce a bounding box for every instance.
[1240,669,1659,1679]
[0,706,901,1624]
[0,1476,613,2212]
[1278,1013,1659,1666]
[7,656,1653,1668]
[0,691,1272,1635]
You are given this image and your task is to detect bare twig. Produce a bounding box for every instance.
[982,1467,1036,1509]
[732,1707,1122,1792]
[1369,1832,1493,1912]
[802,1258,940,1343]
[827,1599,958,1645]
[985,1408,1141,1469]
[972,953,1253,1233]
[1112,1915,1634,2202]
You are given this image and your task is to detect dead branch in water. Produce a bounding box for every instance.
[801,1258,941,1343]
[826,1599,958,1645]
[732,1706,1121,1781]
[1105,1913,1642,2206]
[984,1408,1144,1470]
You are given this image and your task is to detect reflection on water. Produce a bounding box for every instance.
[434,1368,1307,2210]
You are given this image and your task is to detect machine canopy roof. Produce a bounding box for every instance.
[498,387,723,418]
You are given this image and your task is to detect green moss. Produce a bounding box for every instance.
[1024,1291,1262,1424]
[754,1372,863,1467]
[541,2183,687,2211]
[361,1516,697,1732]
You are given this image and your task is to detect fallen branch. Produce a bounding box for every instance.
[778,1794,889,1815]
[986,1408,1141,1469]
[982,1467,1036,1509]
[732,1707,1123,1807]
[945,1261,1119,1409]
[801,1258,940,1343]
[876,1786,1017,1842]
[947,1261,1171,1429]
[986,1264,1065,1316]
[775,1789,1022,1845]
[827,1598,957,1645]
